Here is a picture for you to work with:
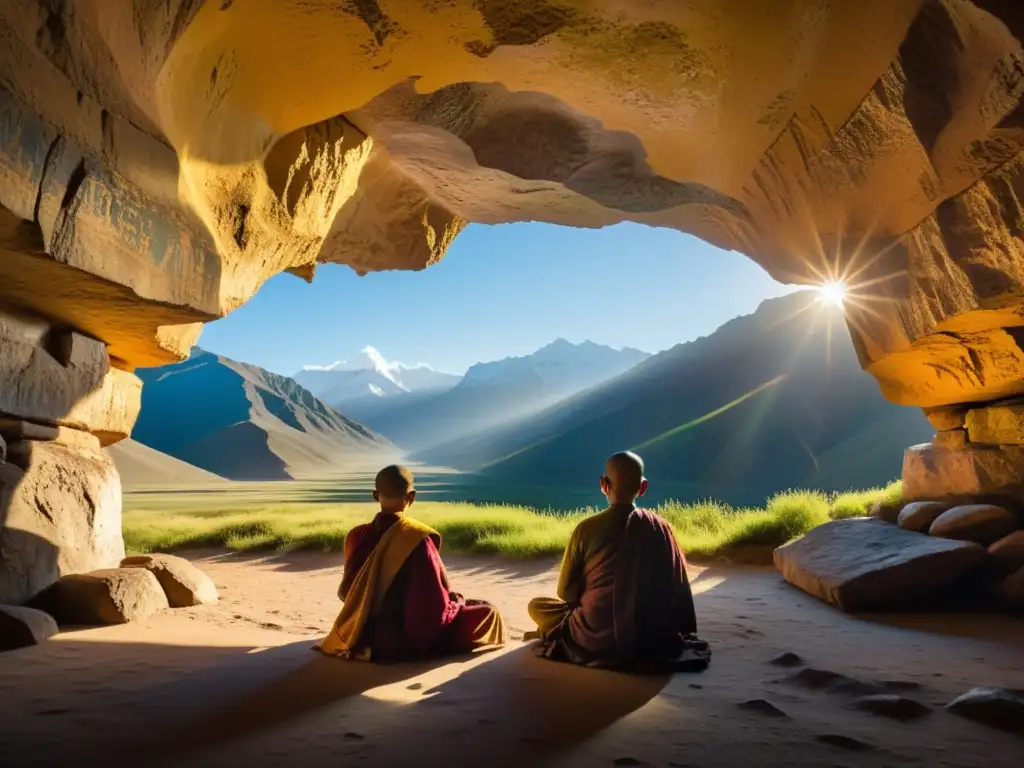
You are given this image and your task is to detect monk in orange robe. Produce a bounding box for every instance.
[318,465,506,662]
[528,451,708,670]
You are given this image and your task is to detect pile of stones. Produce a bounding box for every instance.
[0,554,218,652]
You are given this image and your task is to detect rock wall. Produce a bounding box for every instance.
[0,1,1024,599]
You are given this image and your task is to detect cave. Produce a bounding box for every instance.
[1,1,1024,604]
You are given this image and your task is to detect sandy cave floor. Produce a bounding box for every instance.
[0,551,1023,767]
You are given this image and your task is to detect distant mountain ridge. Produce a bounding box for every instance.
[294,348,461,406]
[416,291,933,506]
[346,339,651,451]
[132,349,396,480]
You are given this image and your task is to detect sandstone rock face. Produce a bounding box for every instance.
[928,505,1018,545]
[0,605,58,651]
[924,407,966,433]
[902,443,1024,501]
[120,554,218,607]
[897,501,949,533]
[0,0,1021,568]
[965,403,1024,446]
[989,531,1024,576]
[773,518,986,612]
[43,568,168,625]
[0,441,124,605]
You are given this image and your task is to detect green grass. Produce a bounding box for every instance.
[122,480,902,561]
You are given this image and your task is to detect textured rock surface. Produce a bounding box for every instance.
[0,0,1022,560]
[924,407,967,432]
[42,568,168,625]
[946,688,1024,735]
[120,554,218,607]
[897,501,949,533]
[773,518,986,612]
[902,443,1024,500]
[965,402,1024,446]
[989,531,1024,576]
[0,604,58,651]
[0,441,124,605]
[928,505,1017,545]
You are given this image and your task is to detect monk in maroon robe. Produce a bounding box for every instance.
[320,465,505,662]
[528,452,707,670]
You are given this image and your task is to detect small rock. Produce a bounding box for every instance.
[929,505,1017,545]
[988,531,1024,576]
[343,732,364,741]
[120,554,218,607]
[769,651,804,668]
[946,687,1024,734]
[815,734,874,751]
[852,694,931,721]
[42,568,169,625]
[932,428,968,448]
[613,758,643,766]
[924,406,967,432]
[897,501,949,533]
[738,699,789,718]
[0,605,58,651]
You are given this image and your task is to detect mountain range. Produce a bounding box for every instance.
[294,348,461,405]
[114,292,933,501]
[129,349,397,481]
[415,291,933,506]
[342,339,650,451]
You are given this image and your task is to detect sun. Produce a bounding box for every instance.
[816,280,847,307]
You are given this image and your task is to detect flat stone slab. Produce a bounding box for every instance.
[121,554,218,607]
[929,504,1017,545]
[773,518,986,612]
[0,605,58,651]
[43,568,169,625]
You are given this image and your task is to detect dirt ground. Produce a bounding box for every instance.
[1,550,1022,767]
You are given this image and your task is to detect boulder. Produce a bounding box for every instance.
[924,407,967,432]
[902,443,1024,501]
[0,605,58,651]
[42,568,168,625]
[120,554,218,607]
[0,442,125,605]
[928,505,1017,546]
[988,532,1024,577]
[965,402,1024,446]
[773,518,986,612]
[946,688,1024,735]
[897,501,949,533]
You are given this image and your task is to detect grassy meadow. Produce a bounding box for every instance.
[122,479,901,562]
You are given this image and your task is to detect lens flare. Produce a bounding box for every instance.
[816,281,847,307]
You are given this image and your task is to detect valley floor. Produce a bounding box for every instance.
[1,553,1022,766]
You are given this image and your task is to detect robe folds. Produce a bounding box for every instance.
[318,512,505,661]
[529,505,700,669]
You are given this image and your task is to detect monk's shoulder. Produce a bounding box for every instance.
[572,507,616,540]
[345,522,373,546]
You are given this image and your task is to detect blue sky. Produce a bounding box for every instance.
[199,222,796,376]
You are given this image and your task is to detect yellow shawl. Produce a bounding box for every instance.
[317,516,441,661]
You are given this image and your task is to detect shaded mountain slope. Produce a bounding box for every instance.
[106,439,227,489]
[132,350,396,480]
[417,292,932,506]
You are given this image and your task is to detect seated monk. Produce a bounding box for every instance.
[318,465,506,662]
[528,451,707,670]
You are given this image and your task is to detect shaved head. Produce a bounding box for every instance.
[604,451,645,499]
[375,464,415,498]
